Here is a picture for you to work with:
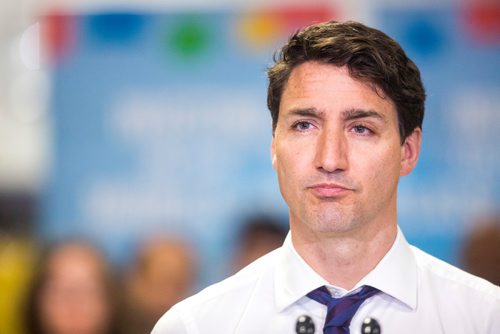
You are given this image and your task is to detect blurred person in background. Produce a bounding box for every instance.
[119,237,196,334]
[462,215,500,286]
[0,193,38,334]
[0,236,36,334]
[232,215,287,272]
[25,240,118,334]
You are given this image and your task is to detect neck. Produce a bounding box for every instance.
[290,218,397,290]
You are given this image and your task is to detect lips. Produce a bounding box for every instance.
[308,183,352,198]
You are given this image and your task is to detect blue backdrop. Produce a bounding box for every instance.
[41,4,500,285]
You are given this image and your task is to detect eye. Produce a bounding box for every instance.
[352,124,373,135]
[293,121,314,131]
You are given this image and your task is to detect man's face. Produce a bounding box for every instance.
[271,62,420,237]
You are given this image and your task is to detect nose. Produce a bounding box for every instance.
[314,128,348,173]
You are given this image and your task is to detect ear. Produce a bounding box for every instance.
[271,138,277,171]
[400,128,421,176]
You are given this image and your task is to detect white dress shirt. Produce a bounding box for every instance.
[152,228,500,334]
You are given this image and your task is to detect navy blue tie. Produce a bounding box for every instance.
[307,285,380,334]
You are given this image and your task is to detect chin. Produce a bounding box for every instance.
[307,209,359,233]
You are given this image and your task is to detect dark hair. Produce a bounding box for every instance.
[239,214,287,246]
[267,20,425,142]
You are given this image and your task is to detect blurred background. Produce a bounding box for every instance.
[0,0,499,333]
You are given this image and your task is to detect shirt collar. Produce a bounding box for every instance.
[355,227,417,310]
[274,227,417,312]
[274,232,328,312]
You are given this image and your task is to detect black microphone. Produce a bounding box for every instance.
[361,317,381,334]
[296,315,315,334]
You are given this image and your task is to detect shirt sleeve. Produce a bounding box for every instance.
[151,306,189,334]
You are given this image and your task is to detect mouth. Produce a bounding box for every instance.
[307,183,352,198]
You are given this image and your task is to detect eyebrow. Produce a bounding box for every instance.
[287,107,325,118]
[341,109,387,123]
[286,107,387,123]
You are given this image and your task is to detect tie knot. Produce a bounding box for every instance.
[307,285,380,332]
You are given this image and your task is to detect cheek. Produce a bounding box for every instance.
[357,146,401,187]
[276,148,306,183]
[275,153,303,203]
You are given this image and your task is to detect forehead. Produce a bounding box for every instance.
[280,62,395,117]
[48,245,103,276]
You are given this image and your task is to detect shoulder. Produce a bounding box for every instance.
[151,306,187,334]
[186,246,280,309]
[410,244,500,326]
[411,245,500,297]
[152,248,281,333]
[410,246,500,331]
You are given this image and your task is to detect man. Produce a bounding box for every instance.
[152,20,500,334]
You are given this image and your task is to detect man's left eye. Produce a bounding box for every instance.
[352,125,371,134]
